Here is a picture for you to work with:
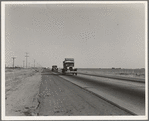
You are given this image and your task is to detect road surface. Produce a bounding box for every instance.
[36,69,134,116]
[59,72,145,115]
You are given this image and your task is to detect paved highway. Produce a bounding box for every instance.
[37,69,133,116]
[59,72,145,115]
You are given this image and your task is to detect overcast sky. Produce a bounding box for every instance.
[5,3,146,68]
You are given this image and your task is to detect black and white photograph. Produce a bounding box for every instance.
[1,1,148,120]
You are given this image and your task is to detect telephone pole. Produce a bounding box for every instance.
[23,60,25,68]
[25,53,29,68]
[34,60,35,68]
[12,57,16,68]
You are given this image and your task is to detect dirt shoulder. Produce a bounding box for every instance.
[5,68,42,116]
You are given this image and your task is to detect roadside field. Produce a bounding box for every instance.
[77,68,145,78]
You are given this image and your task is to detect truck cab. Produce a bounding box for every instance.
[62,58,77,75]
[52,65,58,72]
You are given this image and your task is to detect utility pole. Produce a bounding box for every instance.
[25,53,29,68]
[23,60,25,68]
[12,57,16,68]
[34,60,35,68]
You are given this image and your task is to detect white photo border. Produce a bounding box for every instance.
[1,1,148,120]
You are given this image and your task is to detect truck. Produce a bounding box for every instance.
[62,58,77,75]
[52,65,58,72]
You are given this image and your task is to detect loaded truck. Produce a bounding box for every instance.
[62,58,77,75]
[52,65,58,72]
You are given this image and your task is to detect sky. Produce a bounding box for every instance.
[4,2,146,68]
